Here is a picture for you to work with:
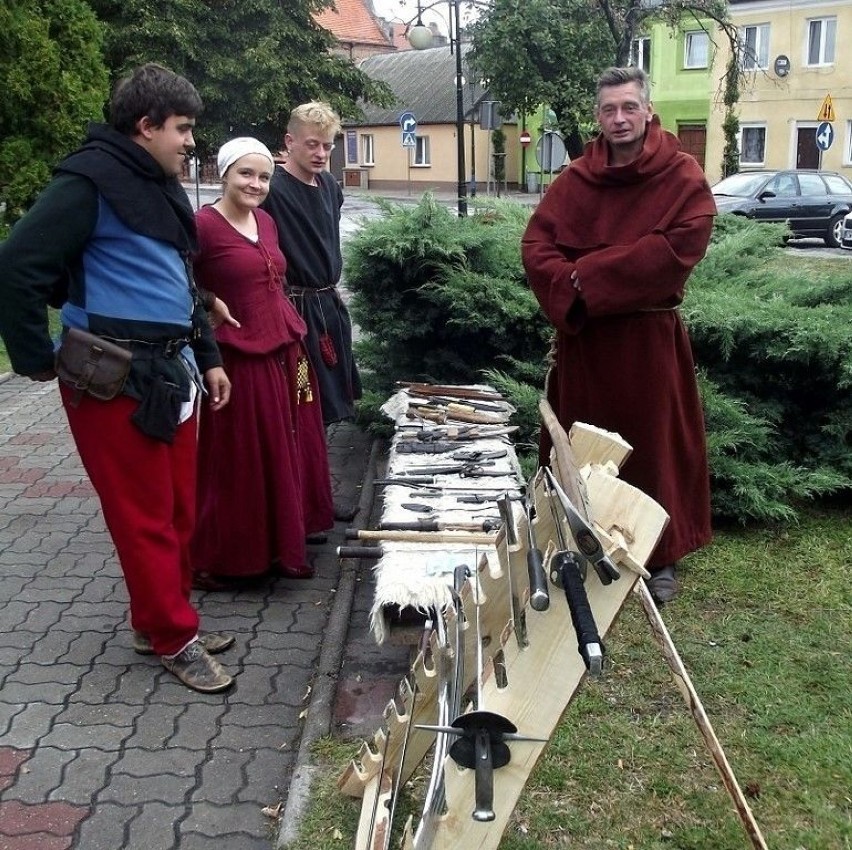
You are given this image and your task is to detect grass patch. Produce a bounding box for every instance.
[283,737,363,849]
[288,509,852,850]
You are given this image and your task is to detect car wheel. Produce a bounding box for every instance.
[827,213,845,248]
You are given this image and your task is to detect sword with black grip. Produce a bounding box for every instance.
[523,498,549,612]
[417,563,547,826]
[542,469,604,676]
[552,550,604,676]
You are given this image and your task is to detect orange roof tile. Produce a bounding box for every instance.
[314,0,394,47]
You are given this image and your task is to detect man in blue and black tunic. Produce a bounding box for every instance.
[0,64,236,693]
[261,102,362,428]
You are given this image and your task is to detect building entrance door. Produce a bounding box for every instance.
[796,127,819,169]
[678,124,706,170]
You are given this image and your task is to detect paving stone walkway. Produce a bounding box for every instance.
[0,374,380,849]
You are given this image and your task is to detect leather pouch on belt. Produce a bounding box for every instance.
[55,328,132,407]
[130,375,183,444]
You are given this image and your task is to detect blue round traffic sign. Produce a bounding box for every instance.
[815,121,834,152]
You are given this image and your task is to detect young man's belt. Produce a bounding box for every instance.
[116,337,191,359]
[287,284,337,295]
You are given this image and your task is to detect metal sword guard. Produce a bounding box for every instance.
[416,710,548,824]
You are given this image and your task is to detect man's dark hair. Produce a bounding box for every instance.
[110,63,203,135]
[595,66,651,107]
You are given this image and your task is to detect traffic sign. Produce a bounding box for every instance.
[399,111,417,132]
[535,131,567,171]
[401,131,416,148]
[815,121,834,152]
[479,101,502,130]
[519,131,532,148]
[817,94,835,123]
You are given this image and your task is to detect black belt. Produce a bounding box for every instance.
[288,285,337,295]
[108,337,190,359]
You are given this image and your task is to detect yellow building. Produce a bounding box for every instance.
[342,45,519,195]
[706,0,852,184]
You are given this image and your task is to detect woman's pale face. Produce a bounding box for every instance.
[222,153,273,208]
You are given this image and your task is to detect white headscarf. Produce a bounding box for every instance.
[216,137,275,177]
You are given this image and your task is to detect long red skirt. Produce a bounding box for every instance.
[191,344,333,578]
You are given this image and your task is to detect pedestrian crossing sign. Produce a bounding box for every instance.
[817,94,835,123]
[402,131,416,147]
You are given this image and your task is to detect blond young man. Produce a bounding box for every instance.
[261,103,361,429]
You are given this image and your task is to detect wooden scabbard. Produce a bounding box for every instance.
[397,381,503,402]
[408,405,508,425]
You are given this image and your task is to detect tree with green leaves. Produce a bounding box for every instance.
[0,0,109,226]
[467,0,611,157]
[88,0,393,153]
[469,0,742,168]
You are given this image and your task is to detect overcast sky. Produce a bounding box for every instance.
[369,0,475,37]
[370,0,421,24]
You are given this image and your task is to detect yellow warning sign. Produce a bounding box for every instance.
[817,94,835,122]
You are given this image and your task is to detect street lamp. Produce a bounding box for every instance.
[408,2,468,217]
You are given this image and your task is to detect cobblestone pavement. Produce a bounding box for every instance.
[0,373,381,849]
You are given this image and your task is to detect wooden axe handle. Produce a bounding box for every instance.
[538,399,588,518]
[634,580,768,850]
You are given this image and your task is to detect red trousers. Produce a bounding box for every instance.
[60,386,200,655]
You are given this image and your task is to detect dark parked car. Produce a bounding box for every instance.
[842,211,852,250]
[712,169,852,247]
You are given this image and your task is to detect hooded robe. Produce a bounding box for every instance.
[521,117,716,568]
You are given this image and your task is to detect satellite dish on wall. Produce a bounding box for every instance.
[774,55,791,77]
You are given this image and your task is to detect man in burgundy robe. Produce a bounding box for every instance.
[522,66,717,603]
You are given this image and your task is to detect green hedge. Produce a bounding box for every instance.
[346,197,850,522]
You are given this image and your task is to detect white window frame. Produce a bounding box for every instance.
[741,23,770,70]
[413,135,431,167]
[684,30,709,69]
[805,17,836,66]
[630,36,651,73]
[844,120,852,166]
[361,134,374,166]
[739,124,767,166]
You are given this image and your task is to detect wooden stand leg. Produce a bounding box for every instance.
[634,579,769,850]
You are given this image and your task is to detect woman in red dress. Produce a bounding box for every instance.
[191,137,333,586]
